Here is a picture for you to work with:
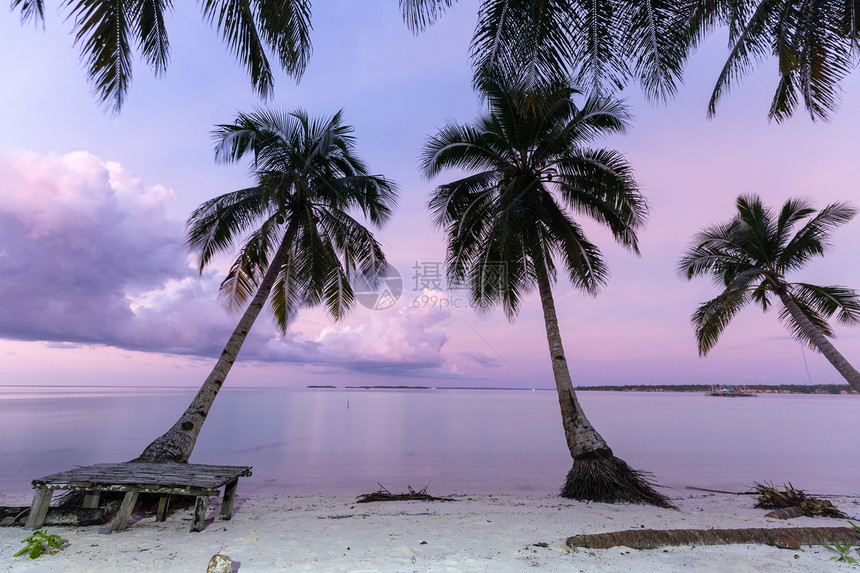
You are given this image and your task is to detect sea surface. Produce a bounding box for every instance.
[1,386,857,499]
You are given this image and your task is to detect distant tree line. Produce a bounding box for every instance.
[576,384,858,395]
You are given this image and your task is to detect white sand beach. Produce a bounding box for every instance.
[2,491,858,572]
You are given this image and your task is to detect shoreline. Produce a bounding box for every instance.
[2,492,857,572]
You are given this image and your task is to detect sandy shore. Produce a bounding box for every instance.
[1,492,858,572]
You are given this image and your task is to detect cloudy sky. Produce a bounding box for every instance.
[1,1,859,390]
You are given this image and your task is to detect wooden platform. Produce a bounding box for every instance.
[26,463,252,533]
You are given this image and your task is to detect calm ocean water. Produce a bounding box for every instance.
[1,386,857,499]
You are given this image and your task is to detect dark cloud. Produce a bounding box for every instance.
[0,151,451,376]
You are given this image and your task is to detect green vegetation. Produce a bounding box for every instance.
[576,384,857,395]
[824,521,860,564]
[14,530,64,559]
[679,195,860,394]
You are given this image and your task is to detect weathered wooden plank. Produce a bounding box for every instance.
[111,492,140,532]
[82,492,100,509]
[25,489,52,530]
[32,463,251,491]
[220,479,238,521]
[156,495,169,522]
[191,496,209,533]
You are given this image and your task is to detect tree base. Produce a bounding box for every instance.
[560,454,673,508]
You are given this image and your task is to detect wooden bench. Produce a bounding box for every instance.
[26,463,252,533]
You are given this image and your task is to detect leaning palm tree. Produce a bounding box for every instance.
[678,194,860,392]
[421,71,670,506]
[138,108,397,462]
[12,1,312,113]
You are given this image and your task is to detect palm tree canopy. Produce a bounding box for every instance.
[402,0,694,102]
[678,194,860,354]
[189,108,397,331]
[421,72,647,319]
[690,0,860,122]
[11,0,312,113]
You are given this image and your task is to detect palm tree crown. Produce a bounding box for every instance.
[679,194,860,355]
[422,72,647,316]
[12,0,312,113]
[191,108,396,330]
[690,0,860,122]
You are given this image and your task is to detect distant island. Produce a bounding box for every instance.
[306,383,858,395]
[575,384,858,395]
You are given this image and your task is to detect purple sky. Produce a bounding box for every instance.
[1,2,859,389]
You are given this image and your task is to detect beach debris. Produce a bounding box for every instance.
[206,553,232,573]
[765,506,807,520]
[754,483,847,519]
[566,526,859,550]
[0,506,104,527]
[355,484,454,504]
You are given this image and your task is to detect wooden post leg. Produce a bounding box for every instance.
[191,496,209,532]
[111,492,140,532]
[82,492,100,509]
[156,495,170,522]
[25,489,52,529]
[220,479,239,521]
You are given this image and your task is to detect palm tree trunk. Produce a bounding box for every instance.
[776,288,860,393]
[534,262,671,506]
[136,237,291,463]
[533,263,611,458]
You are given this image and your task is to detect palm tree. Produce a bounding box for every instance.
[688,0,860,122]
[678,194,860,392]
[401,0,693,102]
[420,71,671,506]
[138,108,397,462]
[11,0,312,113]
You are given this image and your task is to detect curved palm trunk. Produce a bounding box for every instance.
[777,288,860,393]
[534,263,671,506]
[136,237,291,463]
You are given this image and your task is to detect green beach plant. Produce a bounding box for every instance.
[823,542,858,564]
[678,195,860,393]
[14,530,64,559]
[137,108,397,462]
[421,69,670,506]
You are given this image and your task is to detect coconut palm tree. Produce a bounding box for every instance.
[421,71,670,506]
[678,194,860,392]
[11,0,312,113]
[401,0,693,101]
[138,108,397,462]
[687,0,860,122]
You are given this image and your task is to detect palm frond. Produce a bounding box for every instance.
[137,0,172,74]
[65,0,133,114]
[692,288,752,355]
[791,282,860,326]
[11,0,46,24]
[400,0,457,33]
[199,0,275,100]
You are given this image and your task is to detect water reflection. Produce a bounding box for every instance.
[0,387,856,498]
